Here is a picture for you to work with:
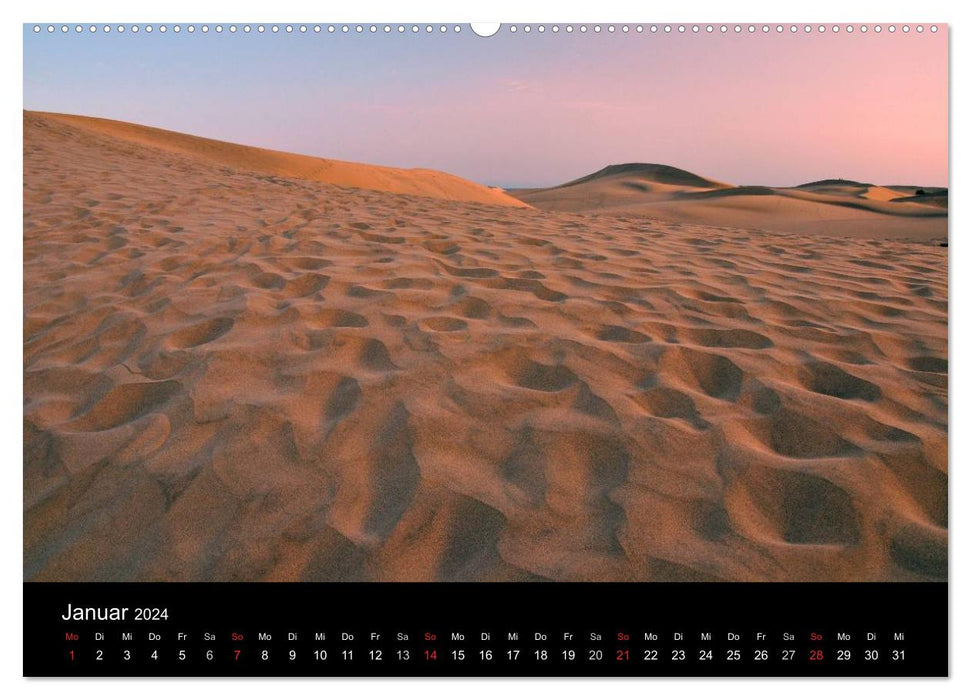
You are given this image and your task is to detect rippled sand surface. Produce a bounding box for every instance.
[24,113,947,582]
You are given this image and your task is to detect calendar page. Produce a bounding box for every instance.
[22,20,948,677]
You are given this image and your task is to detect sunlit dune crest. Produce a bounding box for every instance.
[31,111,529,208]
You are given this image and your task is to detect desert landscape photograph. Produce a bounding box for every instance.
[23,25,947,583]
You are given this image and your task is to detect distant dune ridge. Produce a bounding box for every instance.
[512,164,947,240]
[557,163,729,191]
[24,113,946,582]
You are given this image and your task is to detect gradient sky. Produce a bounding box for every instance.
[23,25,948,187]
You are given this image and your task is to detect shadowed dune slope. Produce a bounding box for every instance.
[24,113,947,583]
[28,111,528,208]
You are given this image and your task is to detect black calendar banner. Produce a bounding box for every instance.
[24,582,947,677]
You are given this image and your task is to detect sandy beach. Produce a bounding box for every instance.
[24,112,947,582]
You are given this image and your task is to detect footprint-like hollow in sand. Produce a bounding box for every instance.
[684,327,773,350]
[890,521,947,579]
[67,380,182,432]
[168,317,235,349]
[907,355,947,374]
[356,338,397,372]
[800,360,882,402]
[421,317,468,332]
[507,358,579,392]
[284,273,330,297]
[325,376,362,423]
[767,408,858,459]
[634,386,707,428]
[314,309,369,328]
[450,296,492,319]
[660,346,744,400]
[595,325,651,343]
[422,239,461,255]
[252,271,286,290]
[739,466,862,545]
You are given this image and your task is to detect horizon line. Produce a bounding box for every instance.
[24,108,949,191]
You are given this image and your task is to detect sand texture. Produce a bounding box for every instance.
[513,165,947,241]
[24,113,947,582]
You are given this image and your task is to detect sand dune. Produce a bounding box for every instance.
[513,165,947,240]
[30,111,527,208]
[558,163,729,191]
[24,114,947,582]
[513,163,731,212]
[793,182,904,203]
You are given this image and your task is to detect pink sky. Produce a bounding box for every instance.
[24,25,948,187]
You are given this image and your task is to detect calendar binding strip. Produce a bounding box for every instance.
[29,23,941,35]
